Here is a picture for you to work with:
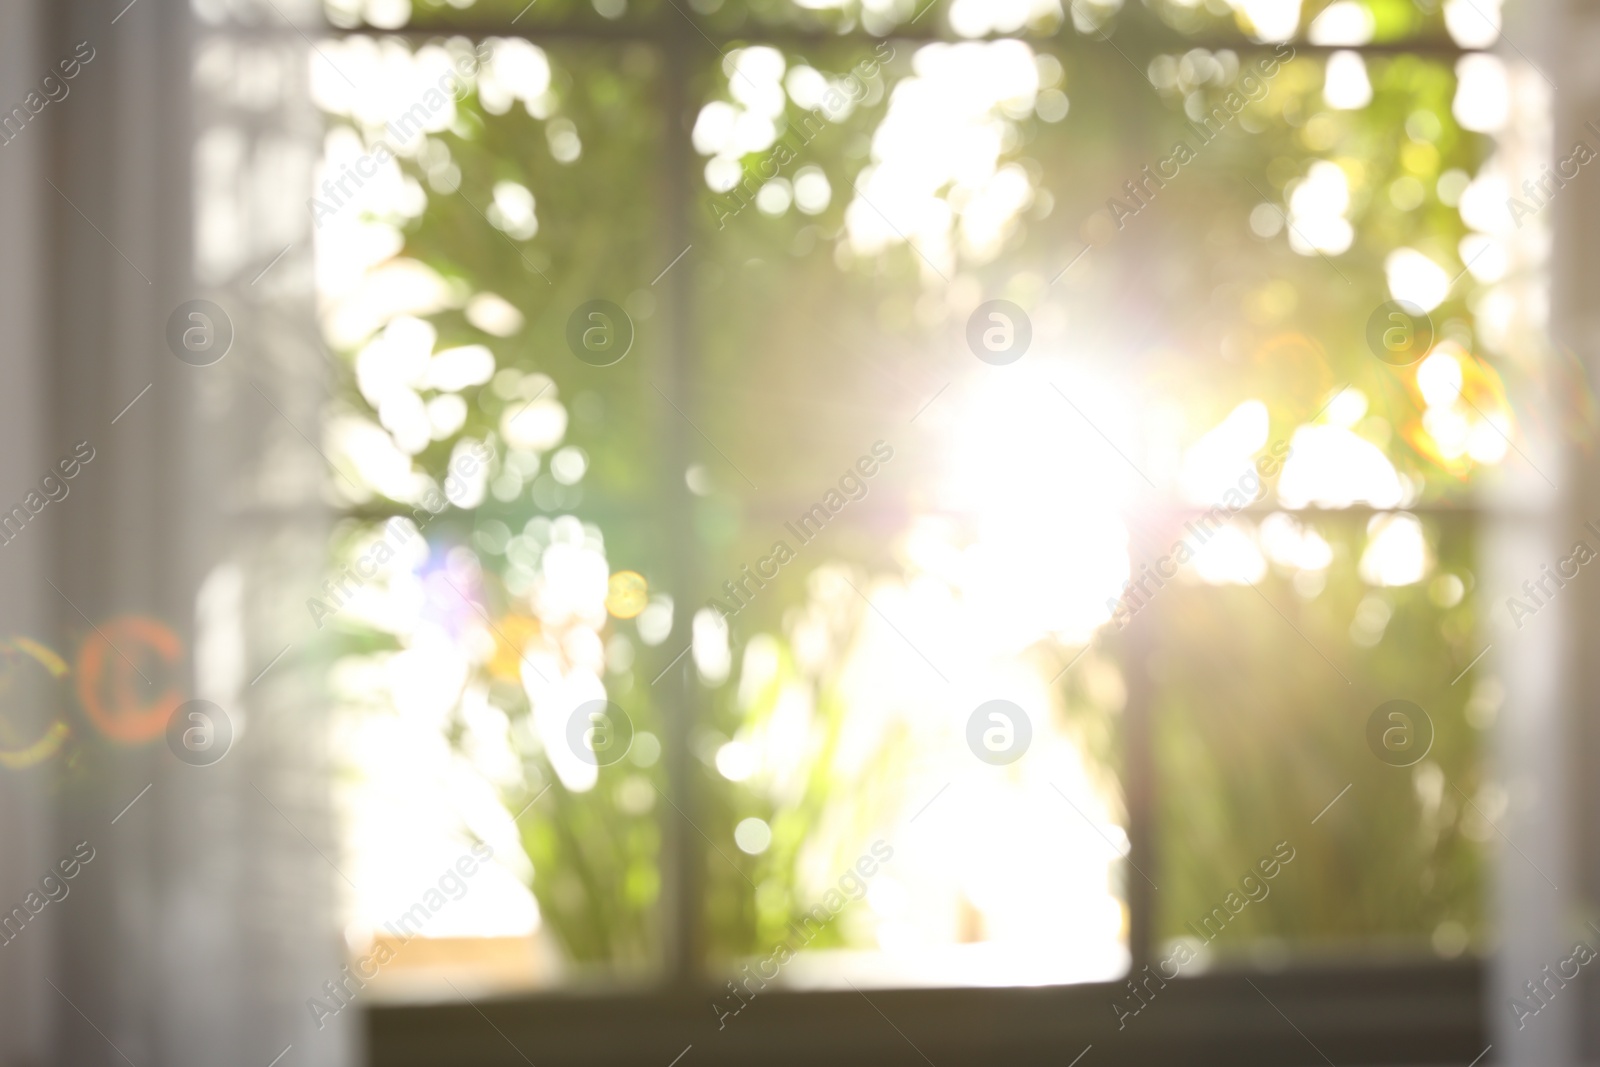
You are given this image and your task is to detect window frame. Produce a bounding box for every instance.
[340,4,1576,1062]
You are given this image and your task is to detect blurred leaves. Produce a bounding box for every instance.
[318,0,1506,977]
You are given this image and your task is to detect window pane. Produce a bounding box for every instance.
[684,33,1147,989]
[316,34,671,992]
[313,0,1527,1001]
[1148,510,1487,963]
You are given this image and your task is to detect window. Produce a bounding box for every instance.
[306,0,1549,1060]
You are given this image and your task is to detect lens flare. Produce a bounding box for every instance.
[486,614,542,683]
[0,636,72,770]
[605,570,649,619]
[75,616,186,744]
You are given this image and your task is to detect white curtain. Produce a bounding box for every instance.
[0,0,349,1064]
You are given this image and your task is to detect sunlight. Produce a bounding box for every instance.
[936,357,1133,649]
[1307,1,1375,46]
[1192,522,1269,584]
[1179,400,1269,504]
[846,41,1042,272]
[1385,248,1452,312]
[777,563,1129,984]
[713,355,1144,980]
[1287,161,1354,256]
[1278,424,1407,509]
[1403,343,1513,474]
[1259,512,1334,572]
[948,0,1063,38]
[1323,51,1372,111]
[1359,513,1431,587]
[1453,54,1509,133]
[1444,0,1502,49]
[1230,0,1301,42]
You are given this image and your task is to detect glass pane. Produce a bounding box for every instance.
[1148,510,1487,965]
[313,0,1525,1002]
[686,36,1143,990]
[314,34,671,994]
[686,30,1521,991]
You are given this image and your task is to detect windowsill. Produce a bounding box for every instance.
[368,957,1484,1066]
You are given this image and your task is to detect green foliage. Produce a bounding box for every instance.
[1148,515,1485,953]
[322,0,1498,977]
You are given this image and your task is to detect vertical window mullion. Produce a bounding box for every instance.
[655,21,707,988]
[1123,534,1159,977]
